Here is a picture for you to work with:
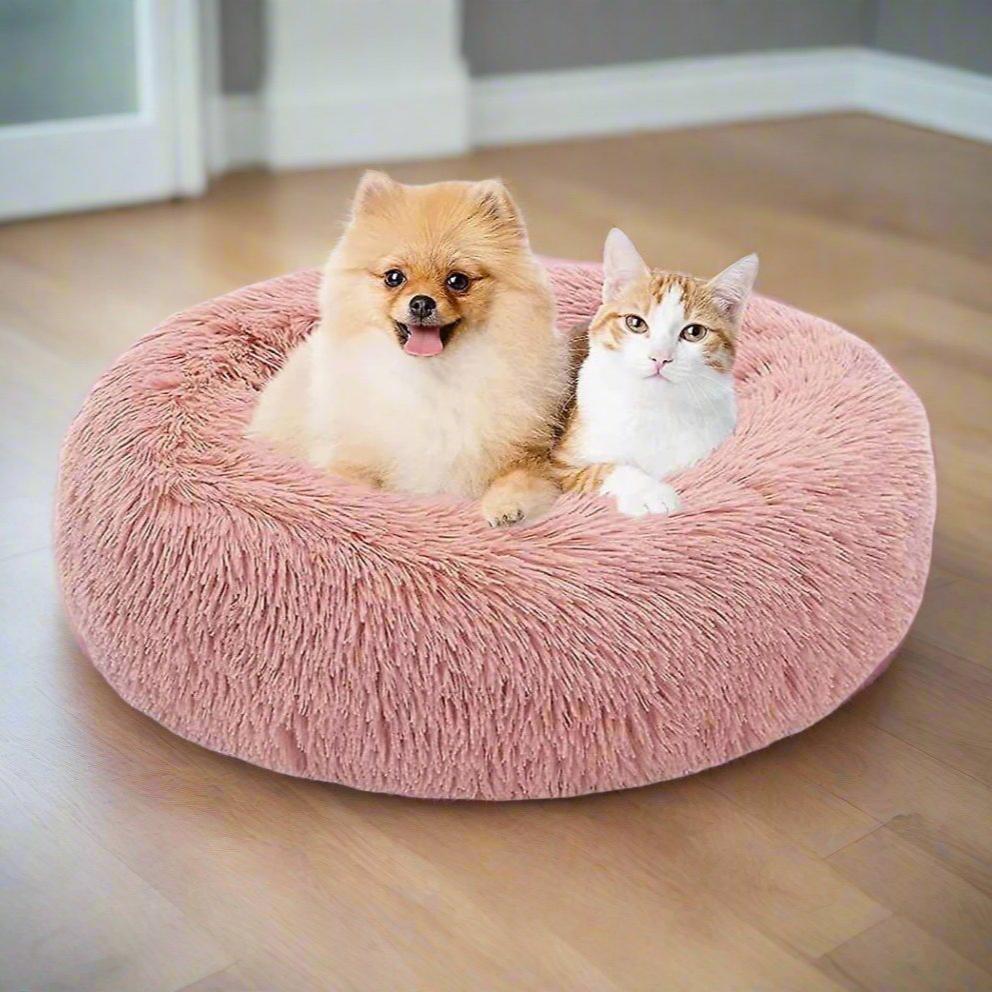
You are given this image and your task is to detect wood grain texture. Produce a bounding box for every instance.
[1,114,990,991]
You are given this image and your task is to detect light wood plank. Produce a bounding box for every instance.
[848,638,992,784]
[826,916,992,992]
[701,756,882,858]
[0,778,232,992]
[828,829,992,973]
[910,577,992,669]
[766,709,992,897]
[629,781,890,957]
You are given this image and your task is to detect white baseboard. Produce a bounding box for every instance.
[853,50,992,144]
[265,74,470,170]
[205,93,264,174]
[209,47,991,173]
[472,47,992,148]
[471,49,858,146]
[207,76,469,173]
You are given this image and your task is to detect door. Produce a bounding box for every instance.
[0,0,203,221]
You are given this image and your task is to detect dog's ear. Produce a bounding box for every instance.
[473,179,525,236]
[352,170,398,215]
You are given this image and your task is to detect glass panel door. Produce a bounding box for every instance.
[0,0,203,220]
[0,0,139,125]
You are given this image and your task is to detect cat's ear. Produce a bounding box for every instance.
[602,228,649,302]
[352,170,399,215]
[707,254,759,323]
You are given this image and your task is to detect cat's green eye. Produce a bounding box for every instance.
[680,323,708,342]
[625,314,647,333]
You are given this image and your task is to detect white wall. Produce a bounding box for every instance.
[264,0,468,169]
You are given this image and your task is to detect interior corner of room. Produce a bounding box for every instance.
[2,0,990,222]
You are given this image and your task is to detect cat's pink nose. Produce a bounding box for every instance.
[650,355,673,368]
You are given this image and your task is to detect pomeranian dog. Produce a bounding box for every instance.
[248,171,568,526]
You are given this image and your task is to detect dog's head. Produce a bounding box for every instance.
[326,171,536,357]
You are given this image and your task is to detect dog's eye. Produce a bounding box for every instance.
[446,272,470,292]
[383,269,405,288]
[680,324,708,342]
[625,314,647,333]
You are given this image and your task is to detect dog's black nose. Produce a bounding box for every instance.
[409,295,436,319]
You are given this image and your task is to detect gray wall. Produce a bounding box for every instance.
[219,0,992,93]
[870,0,992,75]
[462,0,869,75]
[219,0,265,94]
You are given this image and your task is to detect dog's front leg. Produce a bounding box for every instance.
[480,457,559,528]
[327,461,383,491]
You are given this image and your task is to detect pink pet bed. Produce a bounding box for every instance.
[55,261,935,800]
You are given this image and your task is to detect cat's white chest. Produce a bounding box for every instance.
[576,363,736,479]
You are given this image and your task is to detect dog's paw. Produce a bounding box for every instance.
[484,502,526,528]
[601,466,681,517]
[481,471,558,528]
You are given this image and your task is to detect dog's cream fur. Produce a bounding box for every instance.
[249,172,568,525]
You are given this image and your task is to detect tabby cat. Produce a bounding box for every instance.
[552,229,758,516]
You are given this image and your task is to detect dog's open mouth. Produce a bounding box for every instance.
[394,320,460,357]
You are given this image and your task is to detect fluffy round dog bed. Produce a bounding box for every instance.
[55,260,935,800]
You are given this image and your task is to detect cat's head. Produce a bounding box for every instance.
[589,228,758,384]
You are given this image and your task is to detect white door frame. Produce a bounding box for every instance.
[0,0,205,222]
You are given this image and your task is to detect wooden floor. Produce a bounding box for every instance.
[1,114,990,992]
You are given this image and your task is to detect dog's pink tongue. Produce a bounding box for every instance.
[404,326,443,357]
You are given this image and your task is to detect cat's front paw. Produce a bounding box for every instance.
[601,466,681,517]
